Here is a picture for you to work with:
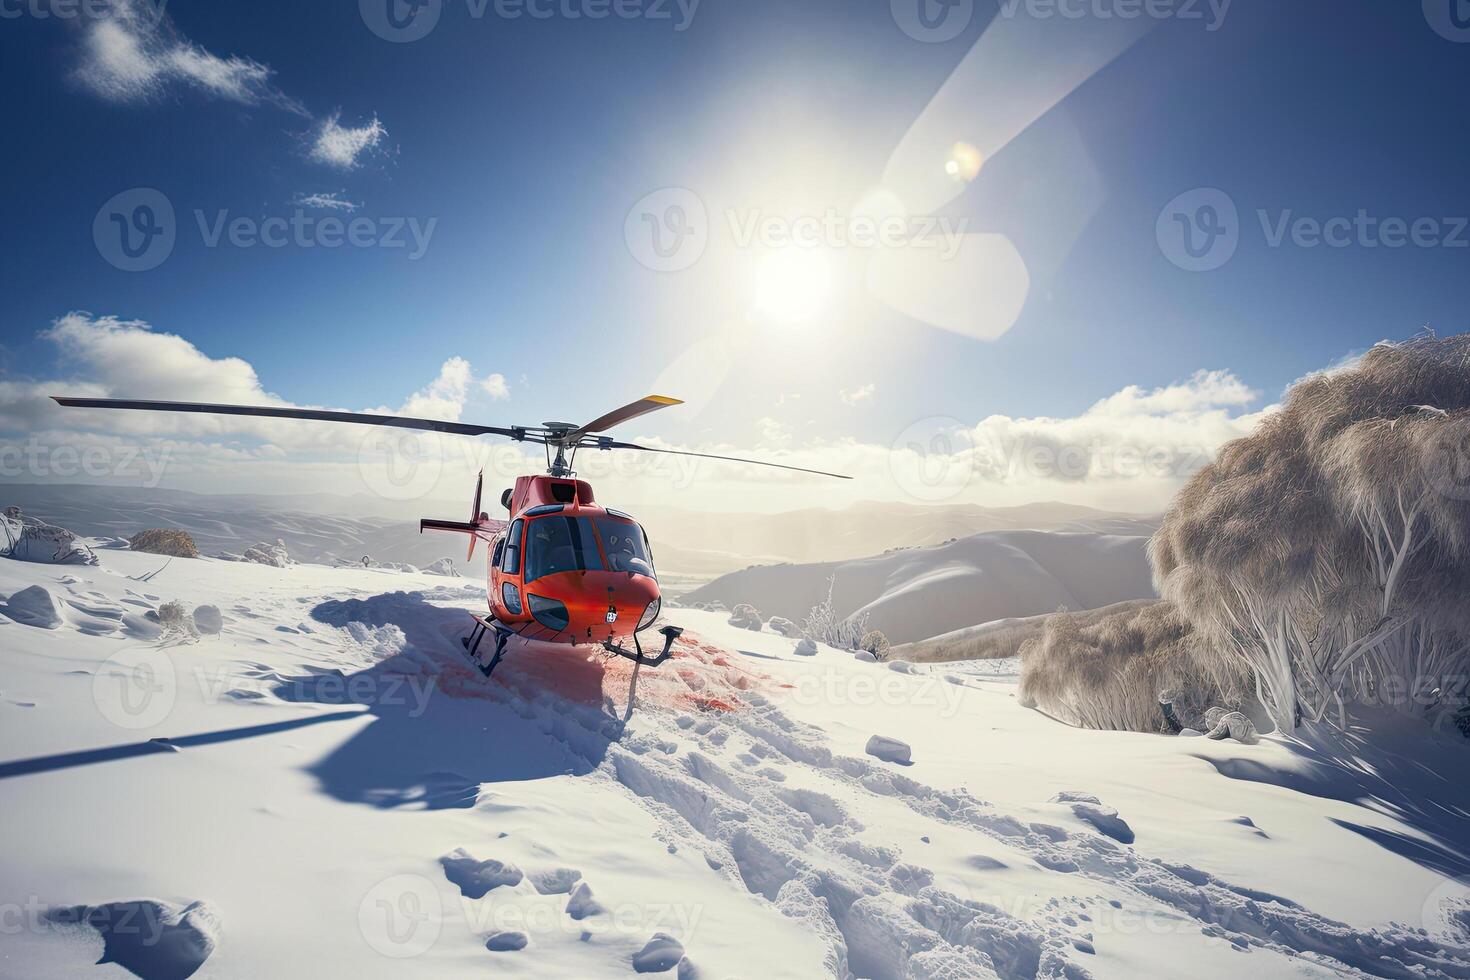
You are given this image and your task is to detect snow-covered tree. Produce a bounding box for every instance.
[1151,335,1470,732]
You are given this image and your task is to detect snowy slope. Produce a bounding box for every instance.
[636,501,1159,566]
[1,551,1468,979]
[681,530,1156,645]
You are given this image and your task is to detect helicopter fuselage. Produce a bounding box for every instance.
[480,474,662,647]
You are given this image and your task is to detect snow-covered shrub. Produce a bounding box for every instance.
[1018,600,1249,733]
[794,637,817,656]
[424,558,460,577]
[129,528,199,559]
[727,603,763,631]
[156,600,199,642]
[803,575,869,649]
[1152,334,1470,733]
[3,509,98,565]
[859,629,891,660]
[767,616,801,638]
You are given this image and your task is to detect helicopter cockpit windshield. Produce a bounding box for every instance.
[522,513,657,582]
[525,515,603,582]
[594,517,655,578]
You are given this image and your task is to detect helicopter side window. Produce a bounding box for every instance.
[594,518,655,579]
[525,516,604,583]
[501,519,524,575]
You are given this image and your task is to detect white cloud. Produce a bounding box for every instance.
[840,383,876,406]
[66,2,393,171]
[293,192,361,213]
[310,113,387,170]
[73,0,295,110]
[1085,369,1258,417]
[480,374,510,401]
[756,417,793,450]
[3,321,1274,515]
[6,313,507,451]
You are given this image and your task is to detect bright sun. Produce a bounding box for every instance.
[751,247,833,326]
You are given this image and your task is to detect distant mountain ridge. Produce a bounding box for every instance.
[1,484,1160,586]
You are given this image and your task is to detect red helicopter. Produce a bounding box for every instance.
[53,394,850,677]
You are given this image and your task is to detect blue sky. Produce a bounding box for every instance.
[1,0,1468,510]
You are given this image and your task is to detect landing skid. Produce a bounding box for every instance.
[603,625,683,667]
[462,614,513,678]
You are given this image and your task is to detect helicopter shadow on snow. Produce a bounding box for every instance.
[267,590,631,811]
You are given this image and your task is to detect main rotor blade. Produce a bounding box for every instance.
[573,395,683,439]
[600,439,852,480]
[51,397,520,439]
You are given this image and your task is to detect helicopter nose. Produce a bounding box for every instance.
[543,570,658,640]
[604,575,659,622]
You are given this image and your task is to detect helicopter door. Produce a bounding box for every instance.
[501,519,524,575]
[495,520,526,616]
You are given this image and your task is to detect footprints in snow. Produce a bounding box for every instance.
[43,898,220,980]
[438,850,689,972]
[439,848,523,898]
[1050,792,1136,845]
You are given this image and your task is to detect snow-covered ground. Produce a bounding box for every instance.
[2,549,1468,979]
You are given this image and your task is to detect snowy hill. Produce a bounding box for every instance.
[680,530,1157,645]
[636,500,1159,566]
[2,549,1466,977]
